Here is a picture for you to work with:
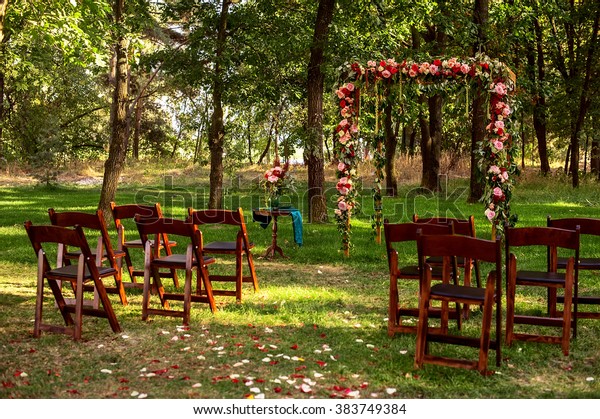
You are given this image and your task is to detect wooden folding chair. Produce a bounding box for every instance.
[414,233,502,375]
[24,221,121,340]
[187,208,258,302]
[547,216,600,336]
[135,216,217,325]
[48,208,128,306]
[413,214,482,318]
[505,225,579,356]
[110,201,178,288]
[383,220,458,336]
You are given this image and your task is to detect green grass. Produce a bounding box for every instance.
[1,167,600,399]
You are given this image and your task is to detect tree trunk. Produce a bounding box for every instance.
[384,103,398,196]
[132,95,142,160]
[0,0,8,160]
[418,95,433,190]
[246,120,253,164]
[591,139,600,178]
[469,0,488,202]
[98,0,129,217]
[305,0,334,223]
[532,16,550,174]
[423,94,442,191]
[208,0,230,209]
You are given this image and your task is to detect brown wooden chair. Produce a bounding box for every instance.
[547,216,600,336]
[110,201,178,288]
[135,216,217,325]
[414,233,502,375]
[48,208,128,306]
[505,225,579,356]
[383,220,458,336]
[24,221,121,340]
[413,214,482,318]
[187,208,258,302]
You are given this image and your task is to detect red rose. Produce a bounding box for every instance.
[433,59,442,66]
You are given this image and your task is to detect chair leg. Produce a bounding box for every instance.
[34,250,45,338]
[388,274,399,337]
[246,251,259,292]
[199,265,217,313]
[235,252,243,302]
[183,268,192,326]
[74,260,85,341]
[414,275,432,369]
[477,277,496,374]
[505,257,516,347]
[561,263,574,356]
[142,248,151,321]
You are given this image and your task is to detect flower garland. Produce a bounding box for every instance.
[335,54,517,255]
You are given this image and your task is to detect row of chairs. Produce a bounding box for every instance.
[24,203,259,340]
[385,215,600,375]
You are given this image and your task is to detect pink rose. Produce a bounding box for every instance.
[346,83,355,92]
[485,209,496,221]
[337,161,346,172]
[495,120,505,129]
[460,63,470,74]
[338,118,348,127]
[429,64,438,74]
[408,69,417,77]
[494,140,504,150]
[488,165,501,174]
[350,124,358,133]
[502,171,509,180]
[339,132,350,144]
[493,187,503,198]
[268,175,279,183]
[336,90,345,99]
[338,201,348,211]
[382,70,391,78]
[494,83,507,96]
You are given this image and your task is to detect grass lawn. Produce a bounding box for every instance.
[1,162,599,400]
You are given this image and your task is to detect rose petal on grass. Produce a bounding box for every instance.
[300,383,312,393]
[197,355,206,360]
[130,391,139,397]
[586,377,595,382]
[250,387,261,393]
[192,383,202,388]
[100,369,112,374]
[355,339,363,343]
[399,350,408,355]
[138,393,147,399]
[121,335,129,339]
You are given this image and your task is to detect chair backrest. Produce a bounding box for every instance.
[48,208,116,260]
[24,221,98,275]
[135,216,204,261]
[110,202,162,230]
[505,225,580,271]
[413,214,476,237]
[547,216,600,236]
[418,233,501,265]
[383,220,453,272]
[187,207,250,247]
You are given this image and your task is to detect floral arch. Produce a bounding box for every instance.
[334,54,517,256]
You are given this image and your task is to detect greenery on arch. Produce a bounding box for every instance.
[334,54,518,255]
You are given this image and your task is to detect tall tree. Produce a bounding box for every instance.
[305,0,335,223]
[207,0,231,209]
[99,0,130,215]
[549,0,600,187]
[0,0,7,160]
[468,0,488,201]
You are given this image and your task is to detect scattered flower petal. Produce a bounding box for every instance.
[192,383,202,388]
[586,377,595,382]
[300,383,312,393]
[386,388,397,395]
[100,369,112,374]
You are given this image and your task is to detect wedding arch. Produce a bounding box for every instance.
[333,54,517,256]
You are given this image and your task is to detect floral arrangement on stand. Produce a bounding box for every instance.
[261,158,294,209]
[334,54,517,255]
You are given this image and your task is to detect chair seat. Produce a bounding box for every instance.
[47,265,117,280]
[124,239,177,248]
[557,256,600,270]
[516,270,566,285]
[204,241,255,252]
[152,254,215,266]
[397,265,443,277]
[430,283,486,302]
